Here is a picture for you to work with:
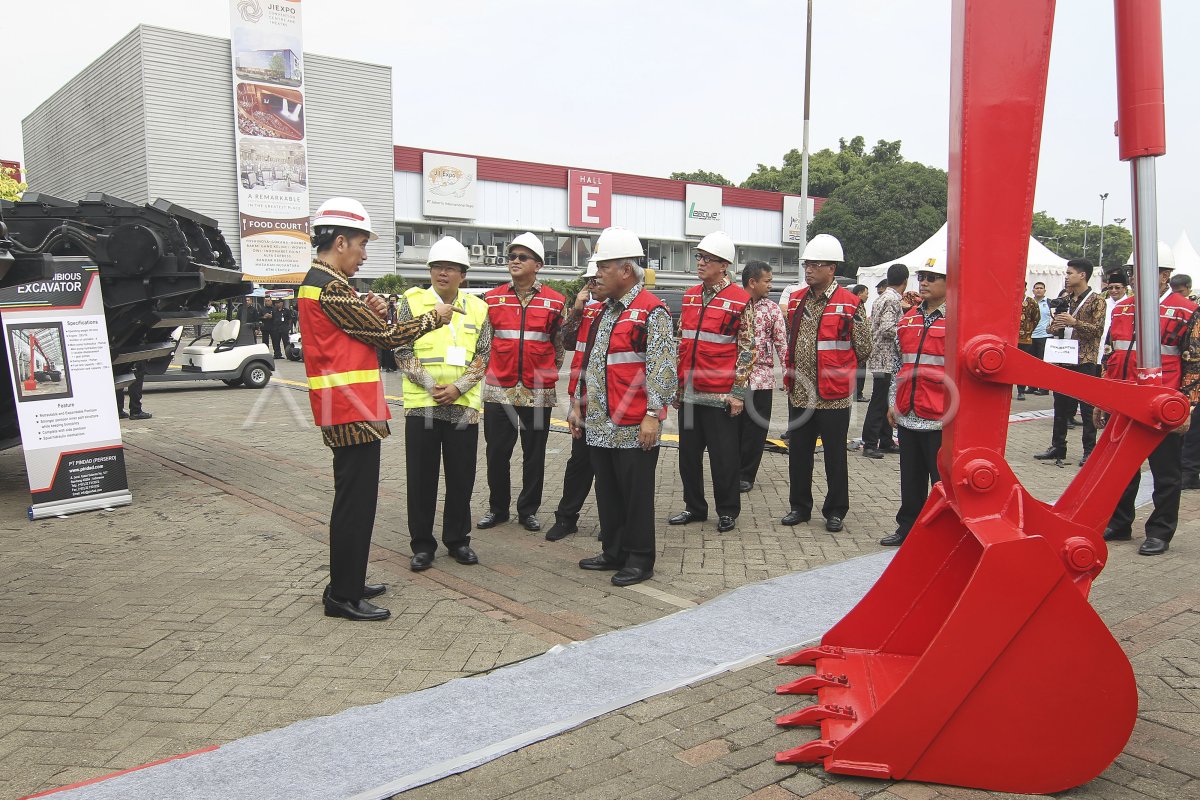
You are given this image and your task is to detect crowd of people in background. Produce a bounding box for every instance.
[204,194,1197,622]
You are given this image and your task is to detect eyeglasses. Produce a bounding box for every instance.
[803,262,834,271]
[507,253,536,263]
[916,272,945,282]
[695,253,725,264]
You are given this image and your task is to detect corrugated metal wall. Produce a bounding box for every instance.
[21,28,149,204]
[303,52,395,279]
[23,25,396,279]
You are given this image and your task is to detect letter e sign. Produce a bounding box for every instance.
[568,170,612,229]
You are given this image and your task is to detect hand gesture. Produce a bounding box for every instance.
[638,416,661,450]
[433,303,456,324]
[431,383,462,406]
[727,397,744,417]
[364,292,388,320]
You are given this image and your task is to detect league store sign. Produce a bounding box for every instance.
[230,0,311,281]
[0,259,132,519]
[684,183,723,237]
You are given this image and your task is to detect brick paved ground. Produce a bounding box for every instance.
[0,362,1194,799]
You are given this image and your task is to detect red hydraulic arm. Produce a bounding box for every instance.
[772,0,1181,793]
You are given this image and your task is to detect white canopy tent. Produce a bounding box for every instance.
[1172,232,1200,282]
[854,223,1072,312]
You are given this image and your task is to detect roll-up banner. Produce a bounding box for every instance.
[230,0,310,282]
[0,258,132,519]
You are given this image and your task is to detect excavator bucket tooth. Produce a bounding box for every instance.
[775,673,848,696]
[777,645,844,666]
[775,738,836,765]
[776,704,856,727]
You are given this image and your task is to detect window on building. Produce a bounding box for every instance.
[556,236,574,268]
[576,237,593,267]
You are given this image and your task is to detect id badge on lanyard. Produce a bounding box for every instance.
[443,291,467,367]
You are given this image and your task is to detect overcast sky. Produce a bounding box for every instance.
[5,0,1197,253]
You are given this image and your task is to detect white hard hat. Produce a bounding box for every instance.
[696,231,736,265]
[593,227,644,262]
[802,233,844,263]
[583,254,599,278]
[1124,240,1176,270]
[508,232,545,263]
[919,253,948,276]
[427,236,471,271]
[312,197,377,241]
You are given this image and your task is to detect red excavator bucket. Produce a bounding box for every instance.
[774,0,1182,793]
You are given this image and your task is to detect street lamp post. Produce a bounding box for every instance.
[1098,192,1109,268]
[797,0,813,280]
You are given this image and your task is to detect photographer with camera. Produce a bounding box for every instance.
[1034,260,1106,467]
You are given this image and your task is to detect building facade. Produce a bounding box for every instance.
[393,146,824,290]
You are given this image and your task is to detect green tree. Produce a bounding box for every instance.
[668,170,732,186]
[809,161,948,273]
[739,136,904,198]
[0,165,26,202]
[1029,211,1132,270]
[371,273,407,295]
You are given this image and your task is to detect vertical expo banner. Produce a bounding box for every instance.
[230,0,310,281]
[0,262,132,519]
[782,196,817,244]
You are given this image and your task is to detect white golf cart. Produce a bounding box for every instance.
[145,319,275,388]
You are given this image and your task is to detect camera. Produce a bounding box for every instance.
[1047,296,1071,313]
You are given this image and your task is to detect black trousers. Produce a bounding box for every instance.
[1016,343,1035,393]
[1108,433,1182,542]
[896,426,942,536]
[1050,362,1100,455]
[855,371,866,400]
[738,389,774,485]
[787,405,851,519]
[405,415,477,553]
[329,440,381,602]
[1182,404,1200,476]
[484,403,551,519]
[591,445,659,570]
[115,374,145,414]
[860,372,896,448]
[678,402,741,519]
[269,329,286,358]
[554,433,594,527]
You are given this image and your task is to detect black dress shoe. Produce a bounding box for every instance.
[1102,527,1132,542]
[1078,451,1092,467]
[325,584,387,600]
[880,532,907,547]
[781,510,810,526]
[323,596,390,621]
[519,515,541,532]
[862,447,884,459]
[118,409,130,419]
[579,554,622,571]
[716,516,736,533]
[1035,389,1051,396]
[410,552,435,571]
[1034,447,1066,460]
[739,480,753,493]
[128,410,153,420]
[476,511,509,529]
[449,545,478,565]
[825,517,844,533]
[611,566,653,586]
[668,510,706,525]
[1138,538,1169,556]
[879,442,900,454]
[545,521,577,541]
[1016,392,1026,401]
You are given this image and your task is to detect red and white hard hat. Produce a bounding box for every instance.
[312,197,378,241]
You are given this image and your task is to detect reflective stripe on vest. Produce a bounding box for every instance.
[1110,340,1179,355]
[492,329,551,341]
[679,328,736,344]
[901,353,946,365]
[816,340,854,351]
[607,351,646,365]
[308,369,381,390]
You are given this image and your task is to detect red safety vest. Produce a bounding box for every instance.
[678,282,751,393]
[484,284,566,389]
[605,290,669,425]
[895,305,948,419]
[298,268,388,427]
[1105,292,1197,389]
[784,285,861,400]
[567,301,604,399]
